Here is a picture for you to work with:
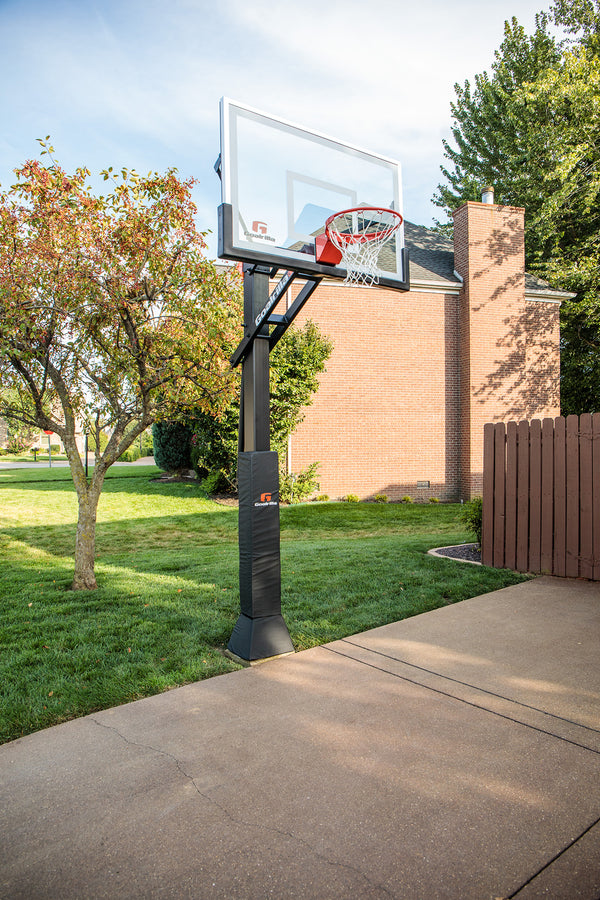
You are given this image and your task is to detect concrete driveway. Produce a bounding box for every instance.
[1,576,599,899]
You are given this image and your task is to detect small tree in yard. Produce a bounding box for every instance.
[0,142,241,589]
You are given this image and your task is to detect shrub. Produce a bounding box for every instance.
[344,494,360,503]
[429,497,441,503]
[198,470,224,495]
[152,422,192,473]
[6,435,29,454]
[460,496,483,545]
[401,495,414,504]
[280,462,320,504]
[374,493,388,503]
[118,445,141,463]
[314,494,329,502]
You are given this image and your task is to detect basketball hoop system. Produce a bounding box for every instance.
[325,206,403,286]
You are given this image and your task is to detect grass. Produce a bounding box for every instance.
[0,467,528,744]
[0,452,69,463]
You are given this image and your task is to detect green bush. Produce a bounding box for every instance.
[152,422,192,473]
[374,493,388,503]
[198,470,224,495]
[344,494,360,503]
[314,494,329,502]
[280,462,320,504]
[401,495,414,504]
[429,497,441,503]
[139,430,154,456]
[118,445,141,463]
[460,496,483,545]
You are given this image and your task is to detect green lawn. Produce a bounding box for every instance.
[0,467,528,744]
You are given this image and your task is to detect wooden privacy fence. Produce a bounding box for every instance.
[481,414,600,580]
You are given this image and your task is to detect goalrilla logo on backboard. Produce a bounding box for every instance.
[254,492,278,508]
[244,220,276,243]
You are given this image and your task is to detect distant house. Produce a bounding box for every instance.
[287,197,569,501]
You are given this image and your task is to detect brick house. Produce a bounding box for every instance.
[287,197,568,501]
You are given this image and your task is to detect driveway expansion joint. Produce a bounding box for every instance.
[505,813,600,898]
[326,642,600,756]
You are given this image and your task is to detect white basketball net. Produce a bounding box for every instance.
[326,207,403,286]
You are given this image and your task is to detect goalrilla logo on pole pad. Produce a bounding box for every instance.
[254,492,278,508]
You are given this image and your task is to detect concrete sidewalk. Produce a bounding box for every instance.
[1,576,599,899]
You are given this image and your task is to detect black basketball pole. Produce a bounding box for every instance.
[227,265,294,661]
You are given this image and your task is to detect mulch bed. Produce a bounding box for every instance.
[431,543,481,563]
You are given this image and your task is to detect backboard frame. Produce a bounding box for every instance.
[217,98,410,291]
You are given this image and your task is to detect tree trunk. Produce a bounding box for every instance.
[72,491,100,590]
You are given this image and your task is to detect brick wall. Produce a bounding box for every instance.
[289,282,461,501]
[285,202,561,501]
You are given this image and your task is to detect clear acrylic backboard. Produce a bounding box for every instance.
[217,98,409,290]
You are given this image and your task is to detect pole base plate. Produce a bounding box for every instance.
[227,613,294,662]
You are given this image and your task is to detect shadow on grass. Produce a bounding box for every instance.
[1,502,468,563]
[0,509,239,559]
[0,548,243,744]
[0,471,213,504]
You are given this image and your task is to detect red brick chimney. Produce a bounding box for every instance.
[453,197,559,499]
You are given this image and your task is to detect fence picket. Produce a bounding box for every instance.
[566,415,580,577]
[505,422,518,570]
[516,420,530,573]
[580,414,593,580]
[593,414,600,581]
[481,423,495,567]
[493,423,506,568]
[529,420,542,573]
[540,418,554,574]
[553,416,567,577]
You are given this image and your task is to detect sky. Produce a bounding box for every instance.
[0,0,551,257]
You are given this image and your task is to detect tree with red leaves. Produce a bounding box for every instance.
[0,141,241,589]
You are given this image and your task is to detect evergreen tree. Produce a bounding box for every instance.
[433,13,561,251]
[152,421,193,474]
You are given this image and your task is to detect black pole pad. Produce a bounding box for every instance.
[228,450,293,660]
[238,451,282,617]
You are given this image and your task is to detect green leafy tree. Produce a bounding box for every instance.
[190,319,333,490]
[552,0,600,49]
[0,143,240,589]
[434,5,600,414]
